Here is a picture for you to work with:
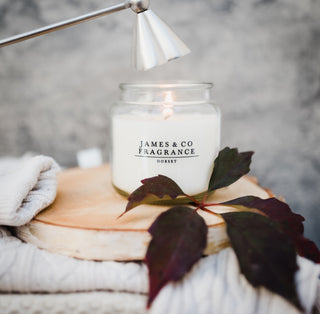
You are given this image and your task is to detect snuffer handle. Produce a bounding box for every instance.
[0,2,133,48]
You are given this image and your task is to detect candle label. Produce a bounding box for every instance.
[111,114,220,195]
[136,140,198,164]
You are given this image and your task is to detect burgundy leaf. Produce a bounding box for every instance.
[208,147,254,192]
[221,196,320,263]
[295,238,320,263]
[121,175,186,217]
[221,211,302,310]
[145,206,207,308]
[221,196,305,234]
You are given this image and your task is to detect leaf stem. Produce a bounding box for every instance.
[185,194,222,218]
[202,192,209,203]
[184,194,201,206]
[198,206,222,218]
[202,202,226,207]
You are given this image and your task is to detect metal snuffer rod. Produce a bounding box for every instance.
[0,0,190,71]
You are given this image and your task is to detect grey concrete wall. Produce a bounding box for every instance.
[0,0,319,246]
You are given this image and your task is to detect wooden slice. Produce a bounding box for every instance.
[15,165,272,261]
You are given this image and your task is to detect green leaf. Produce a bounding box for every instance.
[208,147,254,192]
[120,175,186,217]
[222,196,320,263]
[221,211,302,310]
[145,206,207,308]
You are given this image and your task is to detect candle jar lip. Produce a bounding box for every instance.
[119,81,213,90]
[118,81,214,105]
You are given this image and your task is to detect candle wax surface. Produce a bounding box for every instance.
[111,113,220,196]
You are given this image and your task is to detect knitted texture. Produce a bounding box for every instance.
[0,227,148,294]
[0,155,60,226]
[0,156,319,313]
[0,291,147,314]
[0,227,319,314]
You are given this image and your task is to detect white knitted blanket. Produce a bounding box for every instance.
[0,155,319,314]
[0,155,60,226]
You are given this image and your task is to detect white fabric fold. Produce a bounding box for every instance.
[0,227,319,314]
[0,227,148,294]
[150,248,320,314]
[0,155,319,314]
[0,155,60,226]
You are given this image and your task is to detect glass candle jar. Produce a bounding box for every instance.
[110,82,221,196]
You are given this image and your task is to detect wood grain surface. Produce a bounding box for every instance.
[15,164,271,261]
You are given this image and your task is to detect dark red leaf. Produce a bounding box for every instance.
[145,206,207,308]
[221,196,305,234]
[121,175,186,217]
[221,196,320,263]
[295,238,320,263]
[221,211,302,310]
[208,147,254,192]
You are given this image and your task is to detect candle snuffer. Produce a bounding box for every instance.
[0,0,190,71]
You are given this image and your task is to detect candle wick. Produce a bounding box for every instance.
[162,107,173,120]
[163,91,174,119]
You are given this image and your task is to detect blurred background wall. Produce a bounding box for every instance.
[0,0,319,246]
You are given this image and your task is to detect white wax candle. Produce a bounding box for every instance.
[111,112,220,195]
